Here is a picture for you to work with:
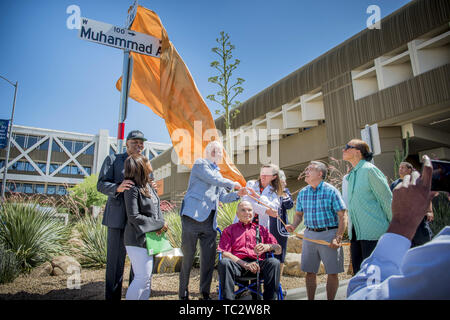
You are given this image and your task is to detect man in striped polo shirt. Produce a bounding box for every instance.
[286,161,347,300]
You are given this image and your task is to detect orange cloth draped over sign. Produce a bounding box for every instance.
[116,6,245,186]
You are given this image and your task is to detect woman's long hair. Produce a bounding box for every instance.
[258,164,284,196]
[124,153,153,198]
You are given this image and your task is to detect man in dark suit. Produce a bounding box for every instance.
[97,130,146,300]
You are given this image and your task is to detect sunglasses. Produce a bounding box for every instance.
[344,144,358,151]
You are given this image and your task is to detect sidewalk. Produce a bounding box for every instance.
[284,279,350,300]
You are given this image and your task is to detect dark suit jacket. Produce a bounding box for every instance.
[123,185,165,248]
[97,152,128,229]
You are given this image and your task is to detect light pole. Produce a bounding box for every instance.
[0,75,18,201]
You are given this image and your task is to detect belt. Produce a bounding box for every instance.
[306,226,338,232]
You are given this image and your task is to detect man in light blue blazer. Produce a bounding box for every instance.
[179,141,247,300]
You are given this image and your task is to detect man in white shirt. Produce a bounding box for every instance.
[347,155,450,300]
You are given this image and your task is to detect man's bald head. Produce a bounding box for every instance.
[236,200,254,224]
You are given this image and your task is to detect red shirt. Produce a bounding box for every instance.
[218,222,278,260]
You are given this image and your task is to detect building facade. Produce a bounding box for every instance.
[0,125,170,196]
[151,0,450,202]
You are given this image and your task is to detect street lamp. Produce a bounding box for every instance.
[0,75,18,201]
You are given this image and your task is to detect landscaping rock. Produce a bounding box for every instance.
[287,236,303,254]
[51,256,81,276]
[31,261,53,277]
[283,253,326,276]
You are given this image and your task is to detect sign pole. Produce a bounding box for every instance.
[117,51,133,154]
[1,80,18,201]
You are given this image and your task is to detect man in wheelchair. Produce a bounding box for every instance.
[217,201,282,300]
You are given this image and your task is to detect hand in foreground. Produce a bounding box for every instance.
[285,224,295,233]
[247,187,260,199]
[237,187,248,197]
[234,182,243,190]
[254,243,269,255]
[156,222,169,236]
[329,237,341,249]
[265,208,278,218]
[244,261,260,274]
[117,179,135,193]
[388,155,438,240]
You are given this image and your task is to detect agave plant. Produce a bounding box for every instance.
[0,243,21,284]
[74,215,107,268]
[0,201,70,272]
[216,201,240,231]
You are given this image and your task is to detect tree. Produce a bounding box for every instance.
[207,31,245,153]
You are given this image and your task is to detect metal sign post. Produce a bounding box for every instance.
[76,0,162,154]
[0,78,18,201]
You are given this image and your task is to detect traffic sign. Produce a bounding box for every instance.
[78,17,161,58]
[0,119,9,149]
[126,0,138,29]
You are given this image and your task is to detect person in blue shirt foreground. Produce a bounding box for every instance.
[347,155,450,300]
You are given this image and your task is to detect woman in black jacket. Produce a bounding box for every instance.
[123,153,168,300]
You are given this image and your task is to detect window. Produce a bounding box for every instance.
[60,165,70,174]
[63,140,73,153]
[49,163,59,174]
[47,185,56,195]
[70,165,80,175]
[23,184,33,194]
[0,159,4,169]
[25,162,36,172]
[52,141,62,152]
[35,184,45,194]
[14,134,26,148]
[27,136,38,148]
[37,162,46,172]
[57,185,67,195]
[39,139,49,151]
[84,166,91,175]
[85,143,95,155]
[74,141,85,154]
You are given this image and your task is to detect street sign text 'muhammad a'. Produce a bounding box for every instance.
[78,17,161,58]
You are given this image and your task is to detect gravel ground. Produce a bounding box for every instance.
[0,246,352,300]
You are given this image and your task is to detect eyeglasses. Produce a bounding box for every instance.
[343,144,358,151]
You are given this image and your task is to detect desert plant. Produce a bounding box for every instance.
[216,201,240,231]
[67,174,107,219]
[430,192,450,236]
[0,201,70,272]
[393,132,410,179]
[75,215,107,268]
[0,244,21,284]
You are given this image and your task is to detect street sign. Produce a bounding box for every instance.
[361,123,381,157]
[78,17,161,58]
[126,0,138,29]
[0,119,9,149]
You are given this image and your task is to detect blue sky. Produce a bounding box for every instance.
[0,0,410,145]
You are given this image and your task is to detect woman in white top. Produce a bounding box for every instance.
[235,164,283,229]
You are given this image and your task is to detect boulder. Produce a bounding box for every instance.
[31,261,53,277]
[283,253,326,276]
[51,256,81,276]
[283,253,304,277]
[287,236,303,254]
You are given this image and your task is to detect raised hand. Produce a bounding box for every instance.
[117,179,135,193]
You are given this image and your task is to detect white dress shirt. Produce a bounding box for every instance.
[347,226,450,299]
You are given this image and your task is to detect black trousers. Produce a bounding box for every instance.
[179,211,217,298]
[218,257,280,300]
[350,227,378,275]
[105,227,134,300]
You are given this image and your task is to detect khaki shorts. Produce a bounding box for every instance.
[300,228,344,274]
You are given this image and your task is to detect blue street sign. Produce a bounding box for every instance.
[0,119,9,149]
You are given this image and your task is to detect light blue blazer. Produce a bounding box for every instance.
[180,158,240,230]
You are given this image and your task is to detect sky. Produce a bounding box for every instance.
[0,0,411,145]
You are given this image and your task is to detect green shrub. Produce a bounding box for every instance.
[0,244,21,284]
[75,215,107,268]
[67,174,107,218]
[217,201,240,231]
[0,202,70,272]
[430,192,450,236]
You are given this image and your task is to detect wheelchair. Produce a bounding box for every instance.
[216,228,284,300]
